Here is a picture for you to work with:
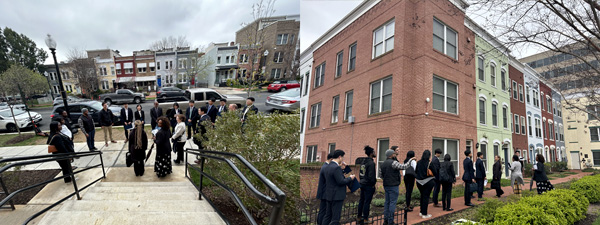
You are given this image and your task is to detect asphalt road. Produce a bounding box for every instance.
[19,91,284,132]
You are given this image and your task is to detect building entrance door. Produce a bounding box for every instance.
[570,152,581,170]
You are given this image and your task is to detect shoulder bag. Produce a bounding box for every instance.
[427,160,434,177]
[48,135,58,153]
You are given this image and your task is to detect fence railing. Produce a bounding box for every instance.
[0,151,106,225]
[184,148,286,225]
[300,201,407,225]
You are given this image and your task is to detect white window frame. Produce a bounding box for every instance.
[372,19,395,58]
[369,76,393,115]
[433,138,460,176]
[492,102,498,127]
[533,90,540,108]
[528,115,533,136]
[271,68,281,79]
[344,90,353,121]
[501,69,507,91]
[306,145,317,163]
[526,86,531,104]
[490,63,496,87]
[503,106,508,129]
[512,81,518,99]
[433,18,458,59]
[433,76,459,114]
[335,51,343,78]
[274,52,284,63]
[514,114,520,134]
[478,57,485,82]
[518,84,524,102]
[376,138,391,178]
[310,103,321,128]
[521,116,526,136]
[276,34,289,45]
[479,98,486,125]
[332,95,339,123]
[314,62,325,88]
[348,43,357,71]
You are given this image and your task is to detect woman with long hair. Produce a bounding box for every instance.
[415,150,436,219]
[509,155,524,197]
[172,114,187,164]
[153,116,172,177]
[128,120,148,176]
[48,121,74,183]
[533,154,552,194]
[440,154,456,211]
[403,150,417,212]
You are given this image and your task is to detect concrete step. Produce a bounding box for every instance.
[88,186,197,194]
[95,181,192,187]
[59,199,214,212]
[83,192,198,201]
[38,211,225,225]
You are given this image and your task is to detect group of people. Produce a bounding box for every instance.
[47,97,260,180]
[316,146,555,225]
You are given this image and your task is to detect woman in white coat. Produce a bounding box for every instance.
[172,114,187,164]
[509,155,524,196]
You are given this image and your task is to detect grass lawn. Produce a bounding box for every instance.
[0,133,47,147]
[146,97,156,100]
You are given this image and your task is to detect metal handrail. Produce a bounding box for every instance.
[184,148,286,225]
[0,151,106,225]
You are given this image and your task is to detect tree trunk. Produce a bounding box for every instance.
[9,105,20,135]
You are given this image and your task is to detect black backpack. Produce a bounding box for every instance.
[439,163,451,182]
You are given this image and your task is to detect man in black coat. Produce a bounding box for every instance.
[462,150,475,206]
[120,103,134,143]
[193,107,211,164]
[206,98,218,123]
[241,97,258,124]
[322,150,355,225]
[357,146,376,225]
[492,155,504,197]
[150,101,163,130]
[316,153,333,225]
[217,98,228,117]
[431,149,442,207]
[186,100,198,139]
[475,152,486,200]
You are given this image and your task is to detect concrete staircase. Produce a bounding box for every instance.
[37,181,226,225]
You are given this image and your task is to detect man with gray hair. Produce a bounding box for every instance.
[78,108,97,151]
[228,103,238,111]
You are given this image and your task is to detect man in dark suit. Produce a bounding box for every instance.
[206,98,218,123]
[120,103,134,143]
[193,107,211,160]
[186,100,198,139]
[241,97,258,124]
[431,149,442,207]
[492,155,504,197]
[462,150,475,206]
[150,101,163,130]
[316,153,333,225]
[475,152,486,201]
[322,150,354,225]
[217,98,228,117]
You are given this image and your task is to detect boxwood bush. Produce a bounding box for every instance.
[493,201,558,225]
[570,174,600,203]
[474,198,506,223]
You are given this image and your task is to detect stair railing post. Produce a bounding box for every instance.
[70,168,81,200]
[0,176,15,210]
[98,152,106,179]
[199,156,205,200]
[185,149,188,179]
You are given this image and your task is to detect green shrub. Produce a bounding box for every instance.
[545,189,588,224]
[411,189,421,200]
[570,174,600,203]
[475,198,506,223]
[520,195,569,224]
[396,194,406,204]
[553,162,568,172]
[523,163,533,177]
[544,162,553,174]
[372,198,385,207]
[493,201,558,225]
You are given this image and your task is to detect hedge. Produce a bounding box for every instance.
[570,174,600,203]
[493,201,559,225]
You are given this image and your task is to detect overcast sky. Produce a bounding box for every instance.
[300,0,539,58]
[0,0,299,64]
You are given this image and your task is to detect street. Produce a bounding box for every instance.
[17,90,285,132]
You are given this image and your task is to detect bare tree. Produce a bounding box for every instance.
[185,53,215,88]
[469,0,600,119]
[237,0,277,97]
[149,35,191,52]
[67,48,98,97]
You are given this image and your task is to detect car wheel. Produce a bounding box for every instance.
[134,97,141,104]
[7,124,16,132]
[104,99,112,105]
[280,87,286,92]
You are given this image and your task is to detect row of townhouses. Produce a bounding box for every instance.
[299,0,573,180]
[43,15,299,95]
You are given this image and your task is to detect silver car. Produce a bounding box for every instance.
[0,108,42,132]
[265,88,300,112]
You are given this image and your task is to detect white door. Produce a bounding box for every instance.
[571,152,581,170]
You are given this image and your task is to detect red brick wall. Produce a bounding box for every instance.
[539,81,557,161]
[303,0,477,179]
[509,65,528,159]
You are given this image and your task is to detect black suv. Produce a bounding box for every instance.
[51,101,122,127]
[157,87,185,99]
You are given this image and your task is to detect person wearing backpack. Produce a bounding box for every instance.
[402,151,417,212]
[431,149,442,207]
[439,154,456,211]
[357,146,376,225]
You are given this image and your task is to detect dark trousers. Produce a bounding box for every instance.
[404,175,415,208]
[175,142,185,162]
[124,126,129,140]
[57,159,73,183]
[357,185,375,220]
[476,178,485,198]
[416,180,434,215]
[441,182,452,209]
[133,160,145,176]
[464,180,472,204]
[85,129,95,150]
[151,120,157,130]
[432,179,441,205]
[495,182,505,197]
[323,200,343,225]
[317,199,327,225]
[187,123,195,139]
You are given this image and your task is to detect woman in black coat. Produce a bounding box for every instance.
[134,104,145,125]
[492,155,504,197]
[439,154,456,211]
[533,154,552,194]
[48,121,74,183]
[167,103,182,133]
[403,151,417,212]
[128,120,148,176]
[153,117,172,178]
[415,150,436,219]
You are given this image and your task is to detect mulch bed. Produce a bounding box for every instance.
[6,134,35,145]
[0,169,61,204]
[203,187,264,225]
[575,203,600,225]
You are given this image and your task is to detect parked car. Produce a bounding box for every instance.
[0,108,42,132]
[99,89,146,105]
[156,96,190,103]
[51,101,122,127]
[158,88,245,113]
[53,96,85,106]
[267,80,300,92]
[157,87,185,99]
[0,102,8,110]
[265,88,300,112]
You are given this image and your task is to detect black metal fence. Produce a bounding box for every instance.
[300,201,407,225]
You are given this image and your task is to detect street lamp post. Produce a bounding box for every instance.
[45,34,70,118]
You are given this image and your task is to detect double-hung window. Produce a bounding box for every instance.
[478,57,485,81]
[492,102,498,127]
[314,62,325,88]
[514,114,520,134]
[370,77,393,114]
[591,127,600,141]
[310,103,321,128]
[503,106,508,129]
[519,84,524,102]
[501,70,506,91]
[528,116,533,136]
[336,51,343,77]
[373,20,395,58]
[512,81,518,99]
[433,76,458,114]
[348,43,357,71]
[521,116,526,136]
[490,64,496,87]
[344,91,353,121]
[332,96,339,123]
[433,18,458,59]
[479,98,486,125]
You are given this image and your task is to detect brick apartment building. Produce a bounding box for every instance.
[509,63,529,163]
[133,50,156,91]
[539,81,558,162]
[302,0,476,178]
[114,55,136,89]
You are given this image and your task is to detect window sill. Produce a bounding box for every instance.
[334,75,342,80]
[308,126,321,130]
[368,110,391,118]
[432,49,459,62]
[330,122,338,126]
[432,110,459,117]
[347,69,355,74]
[371,50,394,62]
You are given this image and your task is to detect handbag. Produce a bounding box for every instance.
[427,160,434,177]
[405,159,416,176]
[48,135,58,153]
[470,182,478,193]
[491,180,500,189]
[126,152,133,167]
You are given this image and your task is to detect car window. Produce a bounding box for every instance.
[184,90,191,100]
[117,90,125,94]
[289,80,298,84]
[90,102,103,111]
[164,88,172,91]
[194,92,205,101]
[277,88,300,97]
[68,105,82,113]
[205,91,222,101]
[273,81,282,84]
[0,109,25,117]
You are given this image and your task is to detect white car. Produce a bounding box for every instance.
[0,109,42,132]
